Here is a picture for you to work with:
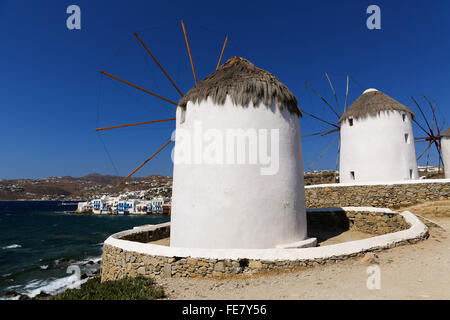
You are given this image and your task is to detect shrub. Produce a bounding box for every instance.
[53,277,165,300]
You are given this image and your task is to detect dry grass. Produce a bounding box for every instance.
[400,200,450,218]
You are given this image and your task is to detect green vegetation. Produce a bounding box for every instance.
[53,277,165,300]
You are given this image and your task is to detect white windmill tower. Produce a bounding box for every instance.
[95,23,309,249]
[170,57,308,249]
[339,89,418,183]
[440,128,450,178]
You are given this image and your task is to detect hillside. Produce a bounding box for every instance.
[0,174,172,201]
[0,167,444,201]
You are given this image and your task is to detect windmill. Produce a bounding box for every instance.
[300,73,354,179]
[412,95,447,177]
[96,20,229,185]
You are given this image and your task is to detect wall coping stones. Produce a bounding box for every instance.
[305,178,450,189]
[307,207,397,213]
[103,208,427,262]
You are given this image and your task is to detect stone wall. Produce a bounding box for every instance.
[307,209,409,235]
[120,225,170,243]
[305,180,450,209]
[102,236,425,282]
[101,209,426,282]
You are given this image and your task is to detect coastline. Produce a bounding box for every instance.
[0,201,170,300]
[1,257,103,300]
[0,199,84,202]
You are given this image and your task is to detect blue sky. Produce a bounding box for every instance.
[0,0,449,179]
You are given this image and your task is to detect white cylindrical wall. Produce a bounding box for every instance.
[339,111,418,183]
[441,137,450,178]
[170,96,307,249]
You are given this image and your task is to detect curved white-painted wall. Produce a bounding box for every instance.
[170,96,307,249]
[441,137,450,178]
[340,110,418,183]
[105,210,428,262]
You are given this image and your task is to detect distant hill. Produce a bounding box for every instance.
[80,174,124,185]
[0,174,173,201]
[2,168,442,201]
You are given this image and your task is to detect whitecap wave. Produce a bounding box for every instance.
[76,255,102,266]
[1,244,22,250]
[22,274,89,298]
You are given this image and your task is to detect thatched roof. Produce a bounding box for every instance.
[339,89,414,122]
[441,128,450,137]
[178,57,301,117]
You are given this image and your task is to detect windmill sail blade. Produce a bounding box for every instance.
[134,32,184,97]
[324,72,341,114]
[96,118,176,132]
[100,71,178,106]
[299,108,340,129]
[307,134,339,171]
[302,130,335,138]
[181,20,198,86]
[412,96,433,133]
[321,128,340,136]
[304,81,341,119]
[417,144,432,161]
[435,141,444,172]
[426,142,431,172]
[216,35,229,70]
[440,119,447,133]
[423,95,437,133]
[344,75,349,112]
[412,118,431,137]
[120,138,174,185]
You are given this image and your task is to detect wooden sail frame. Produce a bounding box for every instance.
[301,73,349,172]
[98,20,229,183]
[412,95,446,174]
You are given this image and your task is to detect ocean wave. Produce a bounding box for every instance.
[74,256,102,267]
[0,295,21,301]
[40,265,49,270]
[22,274,89,298]
[1,244,22,250]
[85,256,102,264]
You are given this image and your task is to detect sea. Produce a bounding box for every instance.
[0,201,170,298]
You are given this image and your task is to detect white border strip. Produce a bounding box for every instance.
[104,209,428,262]
[305,178,450,189]
[307,207,396,213]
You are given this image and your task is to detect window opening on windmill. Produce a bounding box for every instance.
[402,113,406,122]
[409,169,413,179]
[349,118,354,126]
[404,133,410,144]
[350,171,355,180]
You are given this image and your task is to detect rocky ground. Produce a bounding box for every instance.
[156,202,450,300]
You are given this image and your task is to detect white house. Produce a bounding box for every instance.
[339,88,418,183]
[92,199,109,214]
[76,201,92,213]
[151,197,164,214]
[170,57,307,249]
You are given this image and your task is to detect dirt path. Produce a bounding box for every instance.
[156,211,450,300]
